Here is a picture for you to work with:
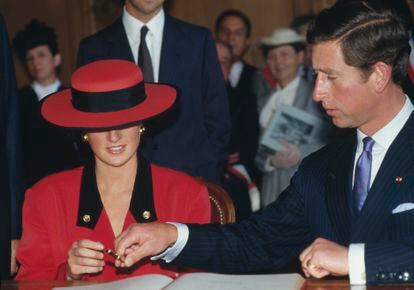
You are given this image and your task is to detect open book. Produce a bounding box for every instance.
[53,273,305,290]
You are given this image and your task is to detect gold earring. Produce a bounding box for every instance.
[82,134,88,142]
[139,126,146,134]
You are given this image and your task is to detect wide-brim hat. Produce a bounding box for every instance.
[41,59,177,130]
[259,28,305,48]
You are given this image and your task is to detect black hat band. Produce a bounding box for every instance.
[71,82,146,113]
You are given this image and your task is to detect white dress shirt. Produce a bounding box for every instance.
[122,6,164,82]
[157,96,414,286]
[228,61,243,88]
[31,79,61,101]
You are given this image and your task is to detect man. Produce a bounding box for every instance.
[113,1,414,285]
[77,0,231,182]
[215,9,257,94]
[0,14,23,278]
[215,9,260,218]
[13,19,81,189]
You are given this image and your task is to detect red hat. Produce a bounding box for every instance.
[41,59,177,130]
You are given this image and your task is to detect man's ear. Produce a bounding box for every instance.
[53,53,62,68]
[370,62,392,93]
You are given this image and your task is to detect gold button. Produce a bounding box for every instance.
[395,176,403,182]
[142,211,151,220]
[83,214,91,223]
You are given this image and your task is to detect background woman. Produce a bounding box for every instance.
[254,28,332,207]
[13,19,81,190]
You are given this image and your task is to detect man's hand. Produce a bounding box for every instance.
[299,237,349,279]
[270,141,301,168]
[67,239,105,280]
[114,223,177,268]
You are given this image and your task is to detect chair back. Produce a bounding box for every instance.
[196,177,236,224]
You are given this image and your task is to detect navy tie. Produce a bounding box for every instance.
[352,137,375,213]
[138,26,154,82]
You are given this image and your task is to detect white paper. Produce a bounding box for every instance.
[165,273,305,290]
[52,274,173,290]
[53,273,304,290]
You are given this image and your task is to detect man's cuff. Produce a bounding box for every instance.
[150,222,189,263]
[349,243,366,285]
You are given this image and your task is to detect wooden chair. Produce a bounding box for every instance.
[196,177,236,224]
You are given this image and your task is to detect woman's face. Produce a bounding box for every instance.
[86,124,142,169]
[266,45,303,88]
[25,45,61,85]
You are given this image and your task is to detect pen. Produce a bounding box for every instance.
[103,249,123,261]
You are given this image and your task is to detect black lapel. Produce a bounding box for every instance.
[129,155,158,223]
[76,155,158,229]
[325,132,356,245]
[77,162,103,229]
[352,113,414,242]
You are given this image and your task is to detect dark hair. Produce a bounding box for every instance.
[290,14,316,34]
[13,19,59,63]
[343,0,413,30]
[215,9,251,38]
[260,42,306,59]
[307,0,410,85]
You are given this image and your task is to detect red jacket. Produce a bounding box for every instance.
[16,160,210,281]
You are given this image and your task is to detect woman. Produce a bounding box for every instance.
[13,19,81,189]
[15,60,211,281]
[254,28,332,207]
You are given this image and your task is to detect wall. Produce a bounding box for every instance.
[1,0,334,87]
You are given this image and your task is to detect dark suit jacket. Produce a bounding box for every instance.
[227,62,259,178]
[0,14,23,279]
[19,85,81,189]
[77,15,231,182]
[222,62,260,220]
[174,113,414,284]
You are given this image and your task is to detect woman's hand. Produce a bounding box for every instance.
[67,239,105,280]
[270,140,301,168]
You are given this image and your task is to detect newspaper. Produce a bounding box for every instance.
[255,104,326,169]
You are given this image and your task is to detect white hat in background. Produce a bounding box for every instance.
[259,28,305,47]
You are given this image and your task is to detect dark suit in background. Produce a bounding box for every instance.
[222,62,260,220]
[19,85,81,189]
[174,115,414,283]
[0,14,23,279]
[77,15,231,183]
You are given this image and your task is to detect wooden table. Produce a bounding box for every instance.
[2,279,414,290]
[305,279,414,289]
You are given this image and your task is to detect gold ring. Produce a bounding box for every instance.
[306,259,317,270]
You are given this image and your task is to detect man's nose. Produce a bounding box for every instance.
[313,74,326,102]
